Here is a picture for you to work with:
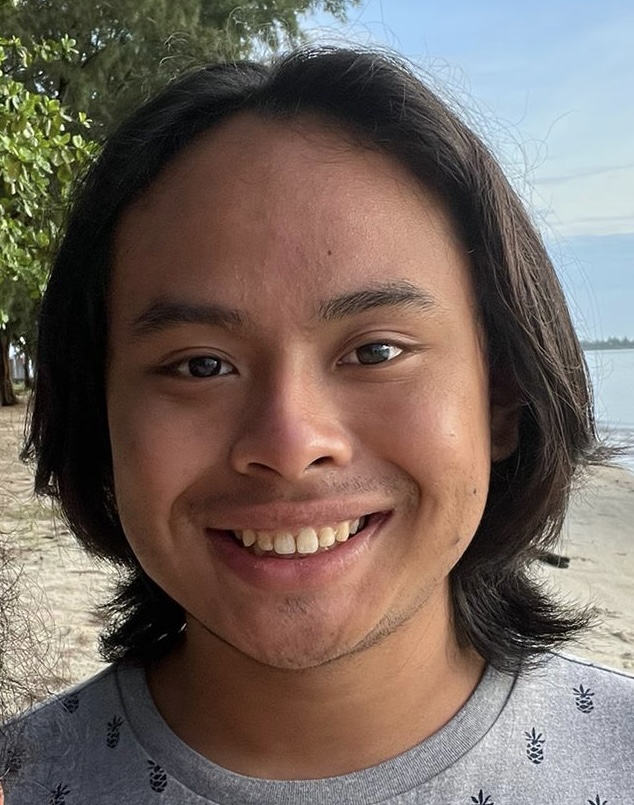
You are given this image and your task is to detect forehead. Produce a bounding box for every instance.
[111,113,471,321]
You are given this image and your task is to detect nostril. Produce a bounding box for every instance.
[310,455,335,467]
[230,421,353,479]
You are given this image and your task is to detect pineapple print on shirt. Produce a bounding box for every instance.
[60,693,80,714]
[5,745,24,773]
[574,685,595,713]
[106,715,124,748]
[48,783,70,805]
[470,791,494,804]
[3,654,630,804]
[524,728,545,764]
[147,760,168,793]
[43,692,79,804]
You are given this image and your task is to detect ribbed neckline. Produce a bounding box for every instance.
[116,660,516,804]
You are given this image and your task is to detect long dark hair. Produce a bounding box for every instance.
[24,47,605,673]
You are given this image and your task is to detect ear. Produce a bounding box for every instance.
[489,374,521,463]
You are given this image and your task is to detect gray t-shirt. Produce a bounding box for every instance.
[2,652,633,804]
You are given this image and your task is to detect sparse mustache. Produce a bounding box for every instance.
[187,473,415,512]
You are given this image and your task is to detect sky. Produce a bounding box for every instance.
[303,0,634,338]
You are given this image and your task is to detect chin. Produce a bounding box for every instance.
[227,606,415,672]
[237,628,360,670]
[206,612,373,671]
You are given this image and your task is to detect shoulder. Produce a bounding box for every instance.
[4,663,121,739]
[517,651,634,702]
[1,663,144,802]
[506,652,634,748]
[449,653,634,801]
[2,664,121,766]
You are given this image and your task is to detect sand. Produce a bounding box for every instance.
[1,397,633,700]
[537,464,634,670]
[0,399,115,699]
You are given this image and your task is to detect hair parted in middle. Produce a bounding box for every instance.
[25,46,604,672]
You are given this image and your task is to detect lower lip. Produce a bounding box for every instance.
[206,514,390,592]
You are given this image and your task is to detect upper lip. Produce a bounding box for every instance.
[204,501,390,532]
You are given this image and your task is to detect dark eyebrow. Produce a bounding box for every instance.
[130,281,436,338]
[318,280,437,321]
[131,300,247,338]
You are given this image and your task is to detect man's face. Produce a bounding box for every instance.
[107,115,515,670]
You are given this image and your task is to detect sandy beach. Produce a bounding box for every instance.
[1,397,633,703]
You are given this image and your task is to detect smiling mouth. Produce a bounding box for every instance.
[228,515,374,558]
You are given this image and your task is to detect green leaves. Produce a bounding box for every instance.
[0,2,360,400]
[0,36,97,346]
[0,0,359,136]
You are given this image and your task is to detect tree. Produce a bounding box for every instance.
[0,0,358,136]
[0,35,98,405]
[0,0,358,402]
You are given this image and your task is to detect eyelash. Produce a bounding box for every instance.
[161,341,406,380]
[163,355,235,379]
[339,342,405,366]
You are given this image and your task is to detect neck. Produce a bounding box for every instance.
[148,597,484,779]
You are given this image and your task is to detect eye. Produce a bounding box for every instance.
[340,342,404,366]
[168,355,235,378]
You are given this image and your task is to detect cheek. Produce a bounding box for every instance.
[356,374,491,476]
[353,370,492,544]
[107,390,224,522]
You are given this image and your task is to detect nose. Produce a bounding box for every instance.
[230,371,353,481]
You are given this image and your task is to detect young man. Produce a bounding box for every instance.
[4,48,633,803]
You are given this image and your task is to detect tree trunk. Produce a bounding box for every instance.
[23,353,32,390]
[0,332,17,406]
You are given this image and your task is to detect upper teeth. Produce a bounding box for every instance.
[234,517,366,556]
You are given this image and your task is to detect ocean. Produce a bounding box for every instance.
[584,349,634,473]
